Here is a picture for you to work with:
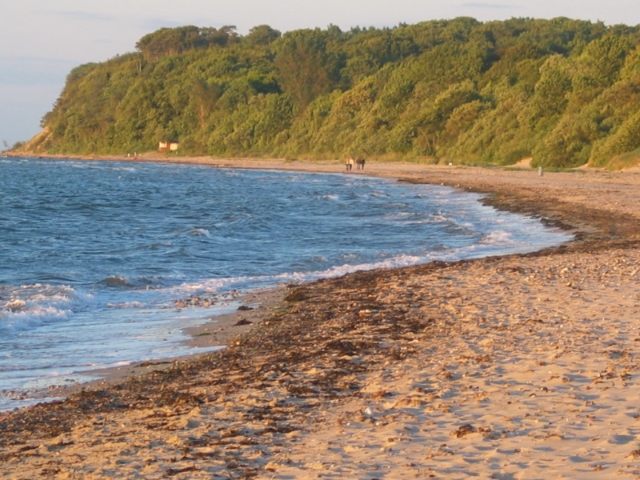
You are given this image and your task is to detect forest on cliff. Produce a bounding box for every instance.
[27,17,640,168]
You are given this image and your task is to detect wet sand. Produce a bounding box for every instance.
[2,157,640,478]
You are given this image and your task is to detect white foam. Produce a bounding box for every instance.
[481,230,514,245]
[311,254,426,277]
[0,305,70,332]
[88,360,132,369]
[0,283,85,333]
[106,301,146,309]
[4,299,26,312]
[190,228,211,237]
[169,253,429,297]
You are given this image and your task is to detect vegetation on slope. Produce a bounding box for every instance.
[29,18,640,168]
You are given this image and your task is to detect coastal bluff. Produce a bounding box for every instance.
[15,17,640,171]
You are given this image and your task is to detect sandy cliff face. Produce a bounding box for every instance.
[12,127,51,154]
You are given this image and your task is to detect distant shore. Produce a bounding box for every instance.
[2,156,640,478]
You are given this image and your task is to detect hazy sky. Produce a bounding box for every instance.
[1,0,638,146]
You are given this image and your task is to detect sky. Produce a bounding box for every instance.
[1,0,639,147]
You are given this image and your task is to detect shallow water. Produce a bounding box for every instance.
[0,157,571,409]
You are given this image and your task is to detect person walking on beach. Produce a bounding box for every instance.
[345,156,354,172]
[356,157,366,170]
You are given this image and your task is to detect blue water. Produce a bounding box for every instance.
[0,157,570,409]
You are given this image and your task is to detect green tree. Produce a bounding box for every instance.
[274,29,344,108]
[245,25,281,46]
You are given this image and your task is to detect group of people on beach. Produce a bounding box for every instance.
[345,156,366,172]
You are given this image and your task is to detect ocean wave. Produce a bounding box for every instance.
[0,283,91,333]
[430,213,449,222]
[382,212,438,225]
[481,230,513,245]
[3,299,27,313]
[100,275,168,289]
[106,301,146,309]
[0,305,70,332]
[101,275,131,288]
[307,254,427,278]
[190,227,211,237]
[3,283,76,303]
[87,360,132,369]
[169,253,430,297]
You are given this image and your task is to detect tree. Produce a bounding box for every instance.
[530,55,572,119]
[245,25,281,45]
[274,29,344,108]
[136,26,238,60]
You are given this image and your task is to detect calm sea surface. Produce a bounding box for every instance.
[0,157,570,409]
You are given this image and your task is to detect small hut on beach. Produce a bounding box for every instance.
[158,141,179,152]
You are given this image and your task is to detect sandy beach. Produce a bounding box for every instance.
[2,157,640,479]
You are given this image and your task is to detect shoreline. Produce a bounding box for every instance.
[4,287,289,409]
[2,156,640,478]
[1,154,576,408]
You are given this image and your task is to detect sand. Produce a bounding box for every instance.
[2,157,640,479]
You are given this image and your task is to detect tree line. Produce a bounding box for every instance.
[28,18,640,168]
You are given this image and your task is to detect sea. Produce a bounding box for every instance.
[0,157,571,410]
